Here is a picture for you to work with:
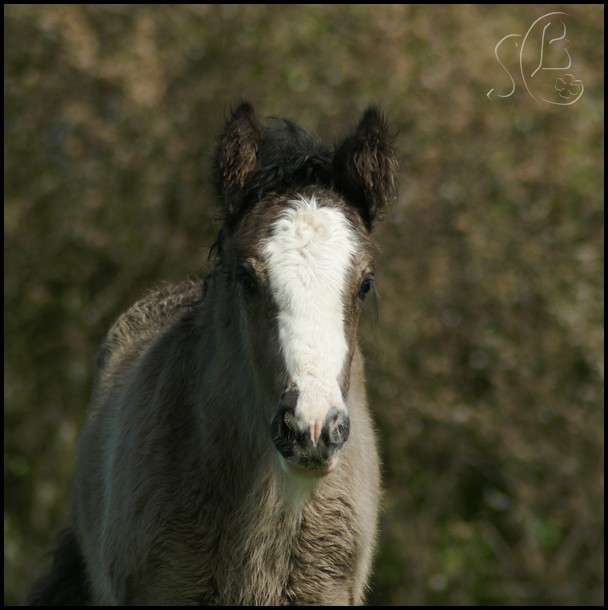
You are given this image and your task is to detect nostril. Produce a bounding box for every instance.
[322,407,350,448]
[280,409,296,441]
[335,413,350,444]
[272,402,306,458]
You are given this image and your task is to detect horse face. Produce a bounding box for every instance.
[229,193,375,476]
[212,102,396,476]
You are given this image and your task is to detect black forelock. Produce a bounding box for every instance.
[239,117,333,212]
[209,115,334,265]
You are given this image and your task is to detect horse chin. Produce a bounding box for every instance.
[280,456,338,478]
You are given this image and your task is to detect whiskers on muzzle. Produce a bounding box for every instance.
[271,389,350,476]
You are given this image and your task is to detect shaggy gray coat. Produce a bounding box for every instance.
[27,102,397,606]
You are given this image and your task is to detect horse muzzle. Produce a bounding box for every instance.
[271,390,350,477]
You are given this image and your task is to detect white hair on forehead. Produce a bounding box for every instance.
[263,196,357,414]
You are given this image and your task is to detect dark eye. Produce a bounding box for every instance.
[236,263,258,298]
[358,274,375,300]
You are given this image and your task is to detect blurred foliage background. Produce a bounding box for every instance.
[4,4,604,605]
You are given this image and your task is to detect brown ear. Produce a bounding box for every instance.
[332,106,398,230]
[213,101,263,227]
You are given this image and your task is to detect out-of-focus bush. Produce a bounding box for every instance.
[4,5,603,605]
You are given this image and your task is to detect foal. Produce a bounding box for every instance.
[27,102,397,605]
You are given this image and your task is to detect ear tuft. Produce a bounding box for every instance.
[333,106,398,230]
[213,101,263,226]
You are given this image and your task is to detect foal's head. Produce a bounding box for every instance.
[211,102,397,477]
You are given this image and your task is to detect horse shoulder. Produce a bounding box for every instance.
[73,280,205,603]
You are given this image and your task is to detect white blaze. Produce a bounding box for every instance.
[263,197,356,439]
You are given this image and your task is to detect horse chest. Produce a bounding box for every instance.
[206,491,361,605]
